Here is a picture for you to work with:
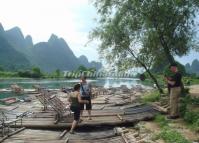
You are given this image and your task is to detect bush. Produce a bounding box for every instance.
[193,119,199,132]
[0,71,18,77]
[179,96,191,117]
[18,70,32,77]
[154,114,169,127]
[183,111,199,124]
[142,90,160,103]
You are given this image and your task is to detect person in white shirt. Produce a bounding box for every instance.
[79,76,92,120]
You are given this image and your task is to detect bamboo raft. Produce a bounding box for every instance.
[2,128,126,143]
[1,86,158,142]
[11,104,157,129]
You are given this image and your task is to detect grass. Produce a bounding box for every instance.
[179,96,199,132]
[183,76,199,85]
[154,114,169,128]
[183,111,199,132]
[153,114,191,143]
[158,127,191,143]
[141,90,160,103]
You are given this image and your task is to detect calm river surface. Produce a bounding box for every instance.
[0,78,145,99]
[0,78,142,89]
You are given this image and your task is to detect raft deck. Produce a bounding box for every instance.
[10,104,158,129]
[1,88,159,142]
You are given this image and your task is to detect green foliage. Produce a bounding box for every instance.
[154,114,191,143]
[0,71,18,77]
[46,69,65,78]
[154,114,169,127]
[17,67,43,78]
[55,69,61,78]
[77,65,87,72]
[31,67,42,78]
[90,0,199,94]
[142,90,160,103]
[18,70,32,77]
[193,119,199,132]
[159,127,191,143]
[164,62,186,77]
[91,0,199,64]
[184,111,199,124]
[179,95,199,131]
[183,76,199,85]
[179,96,189,117]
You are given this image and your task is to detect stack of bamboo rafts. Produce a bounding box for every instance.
[10,84,24,93]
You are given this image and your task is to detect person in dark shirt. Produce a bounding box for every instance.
[166,63,182,119]
[68,84,89,134]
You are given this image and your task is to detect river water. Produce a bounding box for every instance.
[0,78,144,99]
[0,77,143,89]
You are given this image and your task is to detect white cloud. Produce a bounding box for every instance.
[0,0,99,62]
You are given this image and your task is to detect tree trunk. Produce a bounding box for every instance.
[159,35,175,64]
[145,68,163,93]
[152,18,175,65]
[127,48,163,93]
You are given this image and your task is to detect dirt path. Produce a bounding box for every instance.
[189,84,199,98]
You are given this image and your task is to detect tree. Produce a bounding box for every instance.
[55,69,61,78]
[32,67,42,78]
[90,0,199,93]
[77,65,88,73]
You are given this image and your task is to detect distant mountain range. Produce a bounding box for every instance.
[185,59,199,75]
[0,23,102,72]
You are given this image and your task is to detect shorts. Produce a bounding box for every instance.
[70,106,80,121]
[80,96,92,110]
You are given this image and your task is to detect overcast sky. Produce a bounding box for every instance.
[0,0,199,65]
[0,0,99,62]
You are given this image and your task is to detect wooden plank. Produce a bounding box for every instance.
[117,114,123,121]
[150,103,168,114]
[65,138,69,143]
[59,130,68,139]
[0,127,26,143]
[121,133,129,143]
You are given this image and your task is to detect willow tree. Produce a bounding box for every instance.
[90,0,199,93]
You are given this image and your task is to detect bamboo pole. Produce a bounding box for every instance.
[0,127,25,143]
[8,127,26,136]
[117,114,123,121]
[65,137,69,143]
[121,133,129,143]
[151,103,168,114]
[59,130,68,139]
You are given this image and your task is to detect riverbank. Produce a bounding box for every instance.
[189,84,199,97]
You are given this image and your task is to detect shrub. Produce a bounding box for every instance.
[142,90,160,103]
[183,111,199,124]
[154,114,169,127]
[193,119,199,132]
